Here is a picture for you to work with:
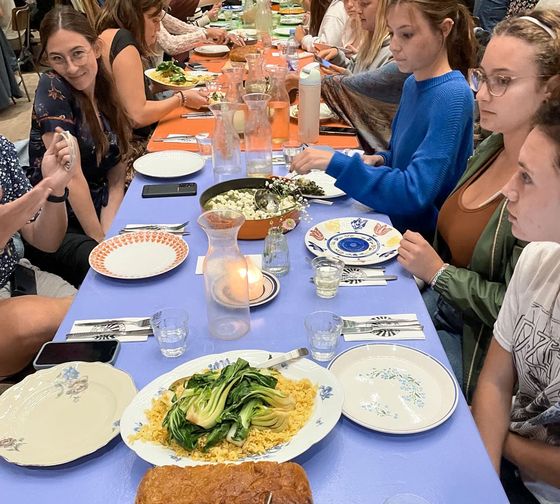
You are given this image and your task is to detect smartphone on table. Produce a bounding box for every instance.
[142,182,198,198]
[319,126,358,136]
[187,62,208,71]
[33,340,120,370]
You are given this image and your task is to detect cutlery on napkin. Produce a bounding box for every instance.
[66,317,153,342]
[341,314,425,341]
[152,134,196,144]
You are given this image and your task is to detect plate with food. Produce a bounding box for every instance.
[120,349,343,466]
[305,217,403,265]
[145,61,215,90]
[0,362,136,466]
[293,171,346,199]
[194,44,231,56]
[279,6,305,14]
[280,15,304,25]
[290,103,336,122]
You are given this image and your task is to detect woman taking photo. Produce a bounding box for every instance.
[96,0,207,130]
[397,10,560,399]
[291,0,476,241]
[27,6,131,287]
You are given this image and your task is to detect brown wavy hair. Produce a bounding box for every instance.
[309,0,333,37]
[386,0,477,77]
[534,94,560,169]
[96,0,164,56]
[40,6,131,164]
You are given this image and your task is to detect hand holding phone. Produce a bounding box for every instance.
[142,183,197,198]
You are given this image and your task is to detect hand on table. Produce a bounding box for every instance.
[226,32,245,46]
[290,148,334,174]
[184,89,208,109]
[362,154,384,166]
[397,230,445,284]
[206,27,227,44]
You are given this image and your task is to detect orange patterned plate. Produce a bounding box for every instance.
[89,231,189,279]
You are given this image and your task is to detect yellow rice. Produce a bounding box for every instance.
[130,373,316,462]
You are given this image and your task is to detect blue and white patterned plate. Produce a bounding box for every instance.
[120,349,343,466]
[328,344,459,434]
[305,217,403,265]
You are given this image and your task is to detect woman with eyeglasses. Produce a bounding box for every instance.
[26,6,131,287]
[397,10,560,401]
[96,0,207,130]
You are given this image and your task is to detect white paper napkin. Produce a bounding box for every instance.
[342,313,425,342]
[195,254,263,274]
[66,318,152,342]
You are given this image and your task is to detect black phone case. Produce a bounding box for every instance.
[142,183,197,198]
[11,263,37,296]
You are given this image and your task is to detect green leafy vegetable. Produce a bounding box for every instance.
[155,60,187,84]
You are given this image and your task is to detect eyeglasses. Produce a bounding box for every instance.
[468,68,547,97]
[48,47,92,69]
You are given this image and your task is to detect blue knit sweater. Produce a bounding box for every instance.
[326,70,474,238]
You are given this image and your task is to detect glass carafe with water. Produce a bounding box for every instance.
[198,209,251,340]
[222,65,246,137]
[209,102,242,182]
[243,93,272,178]
[245,52,267,94]
[267,64,290,147]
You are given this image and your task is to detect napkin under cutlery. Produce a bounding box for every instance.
[340,267,392,287]
[195,254,263,274]
[66,317,152,342]
[341,314,425,342]
[152,134,196,144]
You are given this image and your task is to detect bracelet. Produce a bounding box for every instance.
[176,90,185,107]
[46,187,69,203]
[429,263,449,289]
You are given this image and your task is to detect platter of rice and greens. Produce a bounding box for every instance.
[120,349,343,466]
[145,61,218,90]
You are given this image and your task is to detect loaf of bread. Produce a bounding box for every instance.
[229,45,261,62]
[135,461,313,504]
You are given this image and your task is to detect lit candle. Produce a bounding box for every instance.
[246,257,264,300]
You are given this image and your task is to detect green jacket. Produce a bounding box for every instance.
[432,134,526,402]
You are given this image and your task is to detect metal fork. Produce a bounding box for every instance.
[74,318,152,328]
[342,318,420,330]
[123,221,189,231]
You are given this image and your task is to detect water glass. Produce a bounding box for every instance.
[304,311,342,361]
[282,141,305,171]
[150,308,189,358]
[223,9,233,22]
[195,133,212,160]
[311,256,345,298]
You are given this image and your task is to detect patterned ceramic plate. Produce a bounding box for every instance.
[133,150,205,178]
[304,217,402,265]
[328,344,459,434]
[89,231,189,279]
[120,349,343,466]
[211,271,280,308]
[0,362,136,466]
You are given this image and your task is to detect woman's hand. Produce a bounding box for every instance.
[295,25,305,43]
[362,154,384,166]
[317,47,338,61]
[226,32,245,46]
[207,2,221,21]
[41,127,78,194]
[397,230,445,283]
[320,63,349,76]
[184,89,208,109]
[290,148,334,174]
[206,27,227,44]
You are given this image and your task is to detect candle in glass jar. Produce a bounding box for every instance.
[246,257,264,300]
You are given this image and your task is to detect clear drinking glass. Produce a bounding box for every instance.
[243,93,273,177]
[195,133,212,160]
[263,226,290,276]
[150,308,189,358]
[282,141,305,170]
[209,102,242,182]
[304,311,342,361]
[311,256,345,298]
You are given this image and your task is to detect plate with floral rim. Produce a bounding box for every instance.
[0,362,136,466]
[304,217,402,265]
[328,344,459,434]
[120,349,343,466]
[89,231,189,280]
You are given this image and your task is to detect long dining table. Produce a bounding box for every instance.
[0,148,508,503]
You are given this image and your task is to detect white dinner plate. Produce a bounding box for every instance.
[228,28,258,38]
[328,344,459,434]
[289,103,336,122]
[272,27,292,37]
[120,349,343,466]
[89,231,189,280]
[194,44,230,56]
[280,15,303,25]
[297,171,346,199]
[0,362,136,466]
[305,217,402,265]
[133,150,205,178]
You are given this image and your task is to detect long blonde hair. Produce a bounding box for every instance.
[354,0,390,73]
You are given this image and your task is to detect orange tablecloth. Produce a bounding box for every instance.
[147,49,359,153]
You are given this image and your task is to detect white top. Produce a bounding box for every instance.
[494,241,560,504]
[0,0,18,40]
[155,13,207,64]
[301,0,348,52]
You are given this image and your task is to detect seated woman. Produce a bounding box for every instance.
[186,0,221,28]
[397,10,560,399]
[297,0,349,52]
[26,6,131,287]
[0,132,76,377]
[96,0,207,130]
[291,0,476,240]
[471,95,560,504]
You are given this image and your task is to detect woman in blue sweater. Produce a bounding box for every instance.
[291,0,476,239]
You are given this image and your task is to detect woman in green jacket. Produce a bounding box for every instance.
[397,10,560,401]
